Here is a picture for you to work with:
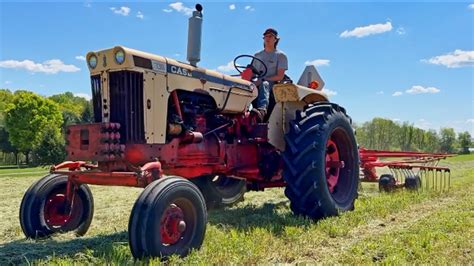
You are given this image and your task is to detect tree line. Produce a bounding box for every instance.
[0,89,472,166]
[355,118,472,154]
[0,89,93,166]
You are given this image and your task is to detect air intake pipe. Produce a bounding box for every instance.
[187,4,203,67]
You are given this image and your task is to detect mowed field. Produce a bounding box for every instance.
[0,155,473,264]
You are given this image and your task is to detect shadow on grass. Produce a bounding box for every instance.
[207,202,313,235]
[0,231,130,265]
[0,203,313,264]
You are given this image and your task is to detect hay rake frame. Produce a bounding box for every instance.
[359,148,453,191]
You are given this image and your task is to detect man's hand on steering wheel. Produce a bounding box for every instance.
[233,54,268,80]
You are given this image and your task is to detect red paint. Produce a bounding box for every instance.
[160,204,185,245]
[44,193,71,227]
[240,67,253,81]
[325,139,341,193]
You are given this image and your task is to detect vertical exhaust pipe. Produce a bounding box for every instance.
[187,4,203,67]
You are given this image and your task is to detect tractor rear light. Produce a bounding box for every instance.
[309,80,319,90]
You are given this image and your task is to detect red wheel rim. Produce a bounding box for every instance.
[325,138,344,193]
[44,193,72,227]
[160,204,186,245]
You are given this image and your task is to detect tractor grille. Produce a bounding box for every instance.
[109,71,145,143]
[90,75,102,123]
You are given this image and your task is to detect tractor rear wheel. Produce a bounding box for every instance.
[282,103,359,219]
[193,175,246,208]
[128,176,207,259]
[20,174,94,238]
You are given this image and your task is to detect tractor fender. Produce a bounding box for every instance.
[268,83,329,151]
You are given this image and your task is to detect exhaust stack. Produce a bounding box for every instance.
[187,4,203,67]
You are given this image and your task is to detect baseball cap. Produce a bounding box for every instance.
[263,28,278,37]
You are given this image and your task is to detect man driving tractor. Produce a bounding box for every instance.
[251,28,288,121]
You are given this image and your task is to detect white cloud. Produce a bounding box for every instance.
[4,80,12,84]
[304,59,330,67]
[0,59,80,74]
[396,27,406,35]
[469,4,474,9]
[376,91,384,95]
[110,6,130,16]
[392,91,403,96]
[406,85,440,94]
[163,9,173,13]
[217,61,234,72]
[169,2,193,16]
[75,55,86,61]
[340,21,393,38]
[391,118,401,122]
[137,11,144,19]
[466,119,474,124]
[423,50,474,68]
[229,4,236,10]
[74,93,92,101]
[244,5,255,11]
[322,88,337,97]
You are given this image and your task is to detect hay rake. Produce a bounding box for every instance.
[359,148,453,192]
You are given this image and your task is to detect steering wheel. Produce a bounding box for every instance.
[233,54,268,79]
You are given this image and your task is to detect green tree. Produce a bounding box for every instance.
[439,128,456,153]
[32,125,66,165]
[0,89,14,127]
[0,127,19,164]
[49,92,91,128]
[81,100,94,123]
[424,130,440,153]
[5,91,63,165]
[457,131,472,154]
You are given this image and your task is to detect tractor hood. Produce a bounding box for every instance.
[85,46,252,89]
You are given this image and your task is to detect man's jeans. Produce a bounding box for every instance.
[254,80,274,110]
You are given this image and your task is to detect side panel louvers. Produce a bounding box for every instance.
[109,71,145,143]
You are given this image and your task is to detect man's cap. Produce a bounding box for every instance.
[263,28,278,37]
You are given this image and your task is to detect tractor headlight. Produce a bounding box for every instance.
[88,55,97,69]
[114,49,125,65]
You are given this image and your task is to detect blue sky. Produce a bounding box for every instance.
[1,1,473,135]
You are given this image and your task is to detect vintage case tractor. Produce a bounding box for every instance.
[19,4,359,259]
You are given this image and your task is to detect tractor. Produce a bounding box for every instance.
[19,4,359,259]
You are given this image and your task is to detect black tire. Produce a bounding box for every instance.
[192,175,246,208]
[282,102,359,219]
[20,174,94,238]
[405,175,421,191]
[379,174,397,192]
[128,176,207,259]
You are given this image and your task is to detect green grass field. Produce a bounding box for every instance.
[0,155,472,264]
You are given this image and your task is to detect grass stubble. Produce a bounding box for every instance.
[0,154,472,264]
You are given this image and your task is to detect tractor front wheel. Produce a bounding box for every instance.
[20,174,94,238]
[128,176,207,259]
[283,103,359,219]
